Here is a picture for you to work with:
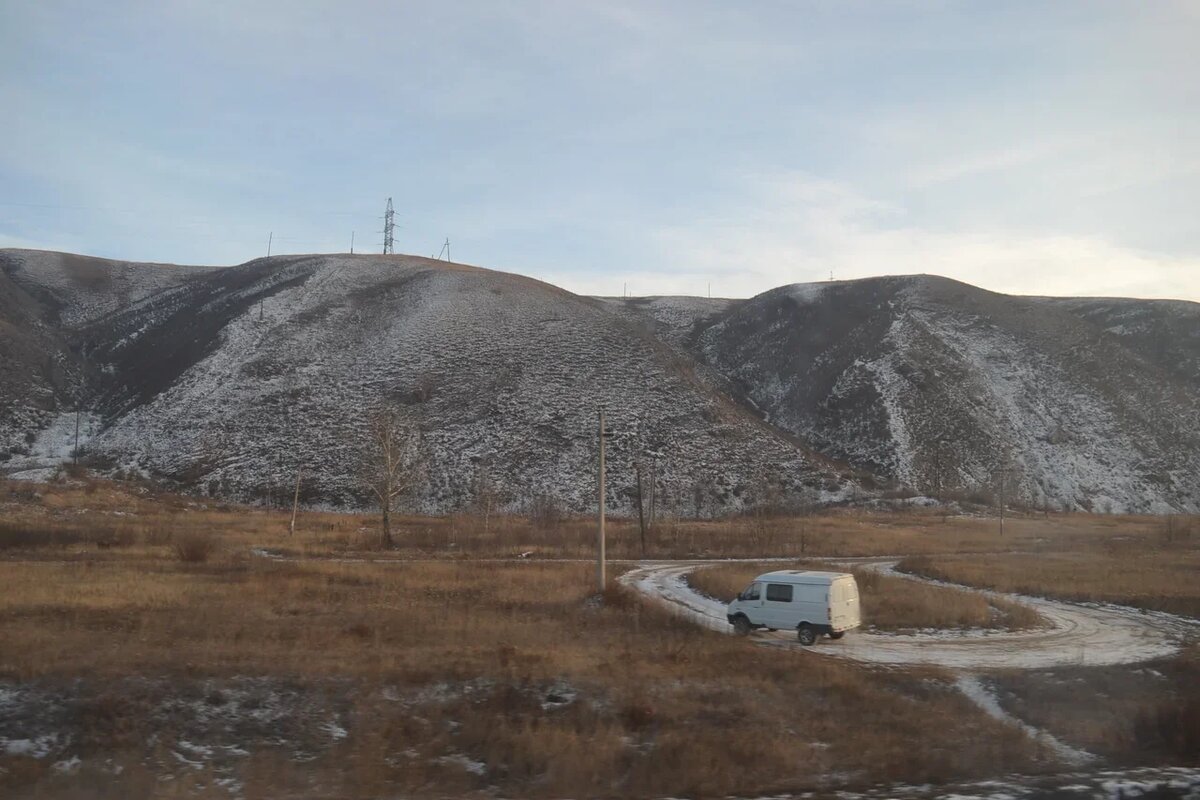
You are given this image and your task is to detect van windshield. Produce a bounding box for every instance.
[738,583,760,601]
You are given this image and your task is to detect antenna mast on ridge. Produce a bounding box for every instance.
[382,197,395,254]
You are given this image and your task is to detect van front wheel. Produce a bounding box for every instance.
[796,624,818,646]
[732,616,753,636]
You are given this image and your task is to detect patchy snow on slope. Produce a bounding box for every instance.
[2,249,211,328]
[692,275,1200,512]
[787,282,830,304]
[89,257,832,513]
[2,411,100,475]
[591,295,732,348]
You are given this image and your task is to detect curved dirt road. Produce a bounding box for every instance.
[619,560,1195,670]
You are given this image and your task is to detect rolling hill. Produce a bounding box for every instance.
[2,248,1198,514]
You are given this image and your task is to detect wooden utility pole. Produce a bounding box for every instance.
[996,466,1015,536]
[288,469,303,536]
[597,408,607,591]
[998,473,1005,536]
[73,408,81,465]
[648,458,656,527]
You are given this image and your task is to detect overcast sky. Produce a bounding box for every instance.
[2,1,1198,300]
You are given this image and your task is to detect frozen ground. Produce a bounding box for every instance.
[621,558,1198,771]
[3,675,1197,799]
[620,559,1194,669]
[799,766,1200,800]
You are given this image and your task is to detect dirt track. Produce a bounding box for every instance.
[619,560,1196,670]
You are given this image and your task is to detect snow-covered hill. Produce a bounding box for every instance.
[7,253,840,513]
[2,249,1198,514]
[668,276,1200,513]
[1,249,212,328]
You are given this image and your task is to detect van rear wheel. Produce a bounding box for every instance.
[796,624,817,646]
[829,631,845,640]
[732,616,752,636]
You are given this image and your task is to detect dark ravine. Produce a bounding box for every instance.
[2,248,1199,514]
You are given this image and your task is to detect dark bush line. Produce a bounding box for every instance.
[0,521,138,550]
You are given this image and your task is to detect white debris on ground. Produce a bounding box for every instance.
[2,734,61,758]
[437,753,487,776]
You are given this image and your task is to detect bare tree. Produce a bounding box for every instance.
[634,461,648,557]
[360,406,423,548]
[471,460,501,534]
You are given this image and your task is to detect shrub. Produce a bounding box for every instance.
[0,522,87,549]
[528,494,561,530]
[1133,695,1200,761]
[172,531,217,563]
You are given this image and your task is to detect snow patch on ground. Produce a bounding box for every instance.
[437,753,487,776]
[623,560,1187,669]
[954,674,1096,767]
[2,734,60,758]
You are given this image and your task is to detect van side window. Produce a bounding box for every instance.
[766,583,793,603]
[739,583,760,601]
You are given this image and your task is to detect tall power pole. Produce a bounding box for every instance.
[383,197,395,254]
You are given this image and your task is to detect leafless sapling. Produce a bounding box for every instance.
[360,406,423,548]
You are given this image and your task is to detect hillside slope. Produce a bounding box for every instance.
[679,276,1200,513]
[0,268,81,453]
[3,248,1198,514]
[0,250,212,460]
[66,254,842,512]
[1,249,212,328]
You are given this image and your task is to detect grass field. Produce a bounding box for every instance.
[3,477,1193,563]
[0,557,1043,797]
[989,644,1200,765]
[1,476,1198,797]
[899,546,1200,619]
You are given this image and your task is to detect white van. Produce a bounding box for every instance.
[726,570,861,645]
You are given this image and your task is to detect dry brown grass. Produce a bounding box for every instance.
[900,546,1200,619]
[687,561,1046,632]
[0,557,1046,797]
[3,477,1192,563]
[1,479,1195,796]
[990,645,1200,765]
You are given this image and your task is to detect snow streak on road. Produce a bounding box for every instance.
[619,561,1194,670]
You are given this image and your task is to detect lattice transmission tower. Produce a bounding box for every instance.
[382,197,395,254]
